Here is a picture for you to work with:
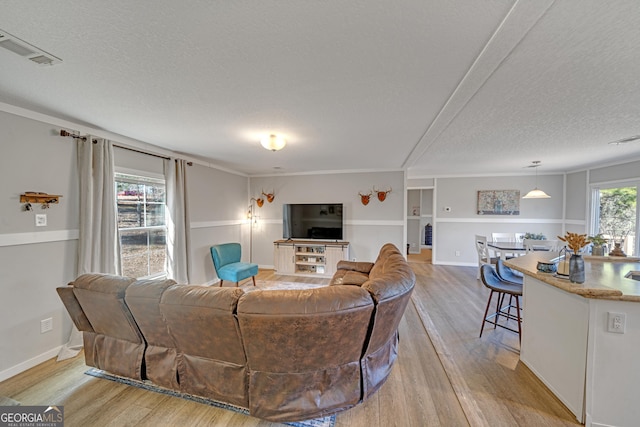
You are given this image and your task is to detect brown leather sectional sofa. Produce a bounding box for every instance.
[57,243,415,422]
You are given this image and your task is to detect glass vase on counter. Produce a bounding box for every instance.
[569,253,585,283]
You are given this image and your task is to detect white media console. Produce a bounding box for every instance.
[273,240,350,277]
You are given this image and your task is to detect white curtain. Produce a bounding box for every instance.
[165,158,191,283]
[58,137,119,360]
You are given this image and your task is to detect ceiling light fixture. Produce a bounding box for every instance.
[608,135,640,145]
[261,134,286,151]
[522,161,550,199]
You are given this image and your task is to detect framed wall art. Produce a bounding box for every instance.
[477,190,520,215]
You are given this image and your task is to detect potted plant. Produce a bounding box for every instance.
[588,233,607,256]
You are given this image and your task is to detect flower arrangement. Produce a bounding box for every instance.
[557,232,591,253]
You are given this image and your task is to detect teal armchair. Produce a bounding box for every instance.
[210,243,258,287]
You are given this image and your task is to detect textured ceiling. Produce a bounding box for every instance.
[1,1,640,177]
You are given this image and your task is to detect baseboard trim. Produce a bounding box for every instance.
[0,346,62,382]
[434,261,476,267]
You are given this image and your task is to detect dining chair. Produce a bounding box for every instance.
[475,235,498,279]
[479,264,523,343]
[492,233,524,257]
[491,232,516,242]
[514,232,525,242]
[524,239,560,253]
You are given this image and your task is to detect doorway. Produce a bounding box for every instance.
[407,188,433,263]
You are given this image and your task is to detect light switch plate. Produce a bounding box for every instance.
[35,214,47,227]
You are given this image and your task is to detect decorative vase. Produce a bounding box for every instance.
[569,254,585,283]
[591,245,605,256]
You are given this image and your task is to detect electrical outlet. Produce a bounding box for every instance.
[607,312,626,334]
[35,214,47,227]
[40,317,53,333]
[455,250,461,256]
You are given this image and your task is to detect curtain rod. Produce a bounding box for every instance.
[59,129,192,165]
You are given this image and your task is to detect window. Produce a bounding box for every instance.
[116,173,166,278]
[591,184,638,257]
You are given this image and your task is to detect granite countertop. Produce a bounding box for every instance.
[504,252,640,302]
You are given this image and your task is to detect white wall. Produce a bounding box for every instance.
[249,171,405,264]
[589,159,640,184]
[565,170,588,235]
[187,164,248,284]
[565,171,587,221]
[0,110,79,379]
[410,174,566,266]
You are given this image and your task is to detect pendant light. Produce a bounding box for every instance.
[522,161,550,199]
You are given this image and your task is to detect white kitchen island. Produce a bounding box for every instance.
[505,253,640,427]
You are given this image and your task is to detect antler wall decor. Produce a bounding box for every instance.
[359,191,372,205]
[373,187,392,202]
[250,197,264,208]
[359,186,392,205]
[261,190,275,203]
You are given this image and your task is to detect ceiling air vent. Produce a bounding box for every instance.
[0,28,62,66]
[29,55,56,65]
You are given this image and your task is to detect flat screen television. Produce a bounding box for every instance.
[283,203,343,240]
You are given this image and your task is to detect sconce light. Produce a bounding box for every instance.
[522,161,551,199]
[261,134,287,151]
[247,204,257,224]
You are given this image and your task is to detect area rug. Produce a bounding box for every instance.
[245,280,327,291]
[85,368,335,427]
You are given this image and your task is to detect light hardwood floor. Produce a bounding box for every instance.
[0,264,580,426]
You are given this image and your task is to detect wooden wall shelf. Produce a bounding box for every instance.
[20,192,62,205]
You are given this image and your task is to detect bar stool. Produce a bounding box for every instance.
[495,259,523,330]
[479,264,523,342]
[495,259,523,285]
